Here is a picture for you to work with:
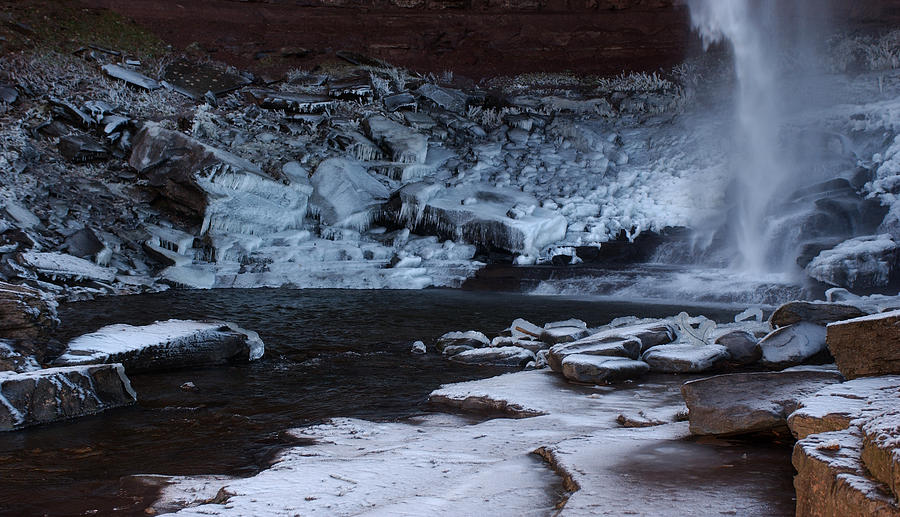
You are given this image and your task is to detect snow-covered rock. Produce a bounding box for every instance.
[448,346,535,367]
[680,369,843,436]
[434,330,489,354]
[560,355,650,384]
[758,322,828,368]
[15,251,116,283]
[0,364,136,431]
[540,325,590,345]
[827,310,900,379]
[769,300,867,328]
[788,376,900,440]
[54,319,264,372]
[806,235,900,289]
[641,343,730,373]
[548,337,642,373]
[309,157,389,230]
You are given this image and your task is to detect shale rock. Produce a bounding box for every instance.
[0,364,136,431]
[54,319,264,372]
[861,409,900,500]
[827,310,900,379]
[0,281,58,344]
[681,369,843,436]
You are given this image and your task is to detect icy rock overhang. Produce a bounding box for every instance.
[54,319,264,372]
[0,364,136,431]
[386,183,567,256]
[129,122,311,237]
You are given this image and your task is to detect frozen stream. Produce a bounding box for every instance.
[1,289,790,516]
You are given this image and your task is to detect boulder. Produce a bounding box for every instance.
[713,329,761,364]
[642,343,730,373]
[449,346,535,367]
[434,331,489,353]
[788,376,900,440]
[54,320,264,372]
[540,326,590,345]
[794,428,900,517]
[501,318,543,339]
[758,322,828,368]
[769,301,867,328]
[0,364,136,431]
[547,337,642,372]
[680,369,843,436]
[490,336,548,353]
[827,310,900,379]
[560,355,650,384]
[364,116,427,164]
[806,234,900,289]
[309,157,389,230]
[63,228,106,260]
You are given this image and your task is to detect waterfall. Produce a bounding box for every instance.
[688,0,788,273]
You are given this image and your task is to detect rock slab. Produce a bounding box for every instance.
[54,319,264,372]
[0,364,136,431]
[827,310,900,379]
[681,369,843,436]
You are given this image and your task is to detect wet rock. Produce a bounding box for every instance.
[449,346,535,367]
[713,329,761,365]
[680,369,843,436]
[770,300,867,328]
[435,330,489,353]
[560,355,650,384]
[54,319,264,372]
[642,343,730,373]
[364,115,427,164]
[0,364,136,431]
[0,281,57,345]
[806,234,900,289]
[309,157,389,229]
[57,135,108,163]
[101,64,161,90]
[788,376,900,440]
[410,341,426,354]
[793,428,900,517]
[827,310,900,379]
[758,322,828,368]
[15,251,116,283]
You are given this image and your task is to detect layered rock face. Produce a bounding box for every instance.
[76,0,691,78]
[0,364,136,431]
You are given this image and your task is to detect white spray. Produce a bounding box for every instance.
[688,0,790,273]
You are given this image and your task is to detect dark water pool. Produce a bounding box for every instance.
[0,289,746,516]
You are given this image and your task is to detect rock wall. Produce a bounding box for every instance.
[77,0,691,77]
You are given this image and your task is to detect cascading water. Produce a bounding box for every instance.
[687,0,789,274]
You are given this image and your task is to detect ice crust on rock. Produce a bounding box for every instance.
[806,235,900,289]
[54,319,264,371]
[449,346,535,367]
[758,322,828,368]
[310,157,389,230]
[641,343,729,373]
